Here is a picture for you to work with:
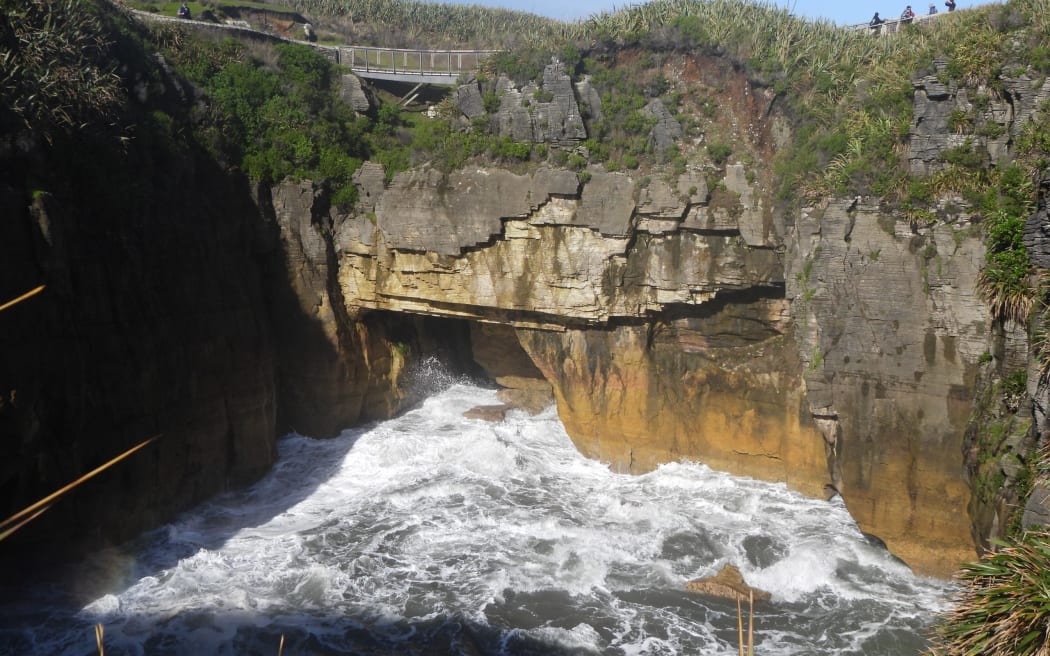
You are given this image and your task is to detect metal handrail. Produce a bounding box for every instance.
[846,10,942,32]
[335,46,499,77]
[128,10,497,81]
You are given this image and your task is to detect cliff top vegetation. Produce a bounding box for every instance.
[6,0,1050,320]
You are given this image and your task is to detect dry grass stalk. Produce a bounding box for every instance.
[737,597,744,656]
[95,623,104,656]
[748,589,754,656]
[0,284,45,313]
[278,634,285,656]
[735,588,756,655]
[0,504,51,542]
[0,435,159,542]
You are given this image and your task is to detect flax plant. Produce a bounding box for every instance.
[0,0,124,141]
[286,0,565,47]
[928,531,1050,655]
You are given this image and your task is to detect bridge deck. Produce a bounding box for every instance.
[322,45,498,85]
[130,10,495,85]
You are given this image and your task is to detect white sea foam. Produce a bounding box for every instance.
[0,383,953,655]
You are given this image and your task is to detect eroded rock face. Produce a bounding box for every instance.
[333,153,996,575]
[516,300,828,495]
[339,73,373,114]
[341,165,779,328]
[336,160,824,495]
[644,98,683,153]
[493,61,587,145]
[0,169,279,559]
[785,198,988,575]
[909,60,1050,176]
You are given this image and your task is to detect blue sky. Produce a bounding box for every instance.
[438,0,984,27]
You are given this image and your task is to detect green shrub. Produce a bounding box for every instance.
[929,531,1050,655]
[482,90,501,114]
[567,152,588,170]
[490,137,531,161]
[948,109,974,134]
[940,141,985,169]
[707,141,732,165]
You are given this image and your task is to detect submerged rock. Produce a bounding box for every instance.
[463,404,512,422]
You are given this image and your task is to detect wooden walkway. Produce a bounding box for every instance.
[321,45,498,85]
[846,10,944,34]
[131,10,496,86]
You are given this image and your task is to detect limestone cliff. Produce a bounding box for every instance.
[307,52,1050,576]
[785,198,988,572]
[4,9,1042,584]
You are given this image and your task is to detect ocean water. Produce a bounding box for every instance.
[0,379,953,655]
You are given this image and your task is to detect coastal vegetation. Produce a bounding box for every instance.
[929,528,1050,655]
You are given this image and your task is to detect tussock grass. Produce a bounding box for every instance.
[286,0,564,47]
[929,530,1050,655]
[0,0,125,141]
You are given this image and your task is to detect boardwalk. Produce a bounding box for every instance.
[131,10,497,86]
[323,45,498,86]
[846,10,943,34]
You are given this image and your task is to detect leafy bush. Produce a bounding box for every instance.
[482,90,501,114]
[707,141,732,165]
[489,137,531,161]
[940,141,986,169]
[975,164,1036,322]
[929,531,1050,655]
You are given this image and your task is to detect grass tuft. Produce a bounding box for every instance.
[929,531,1050,655]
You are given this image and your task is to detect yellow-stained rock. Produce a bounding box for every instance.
[518,313,829,499]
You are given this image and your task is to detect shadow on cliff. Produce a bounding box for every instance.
[0,119,475,598]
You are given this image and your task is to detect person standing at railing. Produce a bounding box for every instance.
[928,2,938,13]
[869,11,886,33]
[900,5,915,23]
[944,0,955,10]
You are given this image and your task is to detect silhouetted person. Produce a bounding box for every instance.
[870,11,885,33]
[177,2,191,19]
[945,0,956,10]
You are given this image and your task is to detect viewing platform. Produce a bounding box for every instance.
[321,46,498,86]
[846,10,944,34]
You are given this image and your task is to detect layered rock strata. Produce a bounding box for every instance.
[324,154,994,575]
[785,197,988,573]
